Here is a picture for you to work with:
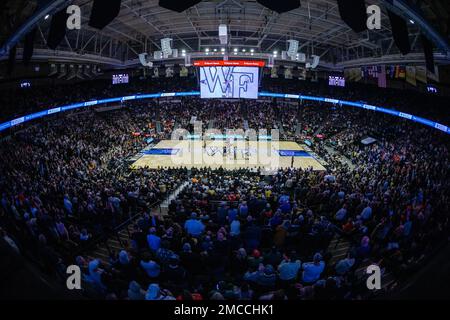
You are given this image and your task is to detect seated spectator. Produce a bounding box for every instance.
[140,257,161,279]
[278,254,302,282]
[302,253,325,284]
[335,253,356,276]
[145,284,176,300]
[184,212,205,237]
[263,247,283,266]
[130,225,147,250]
[243,219,261,250]
[230,217,241,236]
[259,289,288,300]
[230,248,248,276]
[128,281,145,300]
[356,236,371,260]
[244,264,277,288]
[156,241,175,265]
[361,204,373,221]
[179,243,202,276]
[239,201,249,218]
[228,206,238,221]
[247,249,264,270]
[147,227,161,252]
[85,259,106,292]
[79,229,91,243]
[162,255,187,284]
[335,205,347,222]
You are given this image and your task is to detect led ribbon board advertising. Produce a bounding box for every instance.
[0,91,448,135]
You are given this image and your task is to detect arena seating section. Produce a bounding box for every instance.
[0,78,448,300]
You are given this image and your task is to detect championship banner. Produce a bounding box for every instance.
[406,66,417,86]
[345,68,362,82]
[427,67,439,82]
[395,65,406,79]
[180,66,188,77]
[271,67,278,78]
[363,65,379,79]
[415,66,427,84]
[386,65,394,79]
[378,65,387,88]
[284,67,293,79]
[165,67,174,78]
[298,67,306,80]
[152,67,159,78]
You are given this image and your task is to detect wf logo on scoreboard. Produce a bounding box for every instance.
[200,66,259,99]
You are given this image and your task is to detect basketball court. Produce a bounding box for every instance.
[131,140,326,171]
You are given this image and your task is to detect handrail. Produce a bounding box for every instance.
[72,200,161,258]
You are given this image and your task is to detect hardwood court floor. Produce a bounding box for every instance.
[131,140,326,171]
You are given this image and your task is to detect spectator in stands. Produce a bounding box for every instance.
[147,227,161,252]
[140,256,161,279]
[302,253,325,284]
[335,253,356,276]
[0,79,448,301]
[128,281,145,300]
[244,265,277,288]
[278,254,302,284]
[184,212,205,237]
[145,283,176,300]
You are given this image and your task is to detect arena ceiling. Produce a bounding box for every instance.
[0,0,449,69]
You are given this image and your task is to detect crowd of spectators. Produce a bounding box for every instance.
[0,78,449,300]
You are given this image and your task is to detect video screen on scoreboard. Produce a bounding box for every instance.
[112,73,129,85]
[329,75,345,87]
[196,61,264,99]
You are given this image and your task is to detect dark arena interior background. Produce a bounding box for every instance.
[0,0,449,304]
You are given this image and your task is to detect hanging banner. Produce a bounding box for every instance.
[180,66,188,77]
[427,67,439,82]
[165,67,174,78]
[284,67,293,79]
[395,65,406,79]
[406,66,417,86]
[378,65,387,88]
[152,67,159,78]
[298,67,306,80]
[345,68,362,82]
[415,66,427,84]
[271,67,278,78]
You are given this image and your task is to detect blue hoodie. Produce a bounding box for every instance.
[141,260,161,278]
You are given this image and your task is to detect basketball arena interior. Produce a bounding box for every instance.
[0,0,449,303]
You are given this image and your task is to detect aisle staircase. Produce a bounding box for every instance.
[326,235,397,294]
[86,181,191,264]
[324,145,355,171]
[326,235,351,266]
